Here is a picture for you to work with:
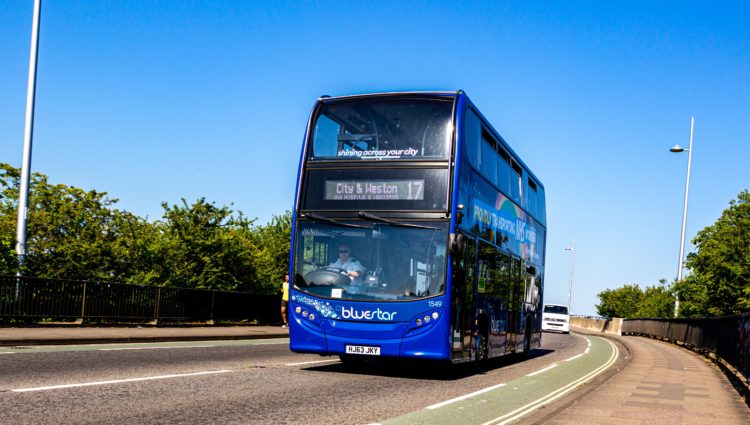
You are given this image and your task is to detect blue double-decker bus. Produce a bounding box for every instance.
[289,91,546,364]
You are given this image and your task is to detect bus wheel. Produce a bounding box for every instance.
[475,334,488,362]
[474,313,490,362]
[523,318,532,355]
[475,325,489,361]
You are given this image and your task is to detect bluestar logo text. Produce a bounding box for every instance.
[341,307,398,321]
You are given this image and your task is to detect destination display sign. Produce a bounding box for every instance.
[302,168,448,211]
[324,179,425,201]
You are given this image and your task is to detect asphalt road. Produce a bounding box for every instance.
[0,333,593,425]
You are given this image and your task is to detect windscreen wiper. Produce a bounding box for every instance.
[300,213,372,229]
[357,211,441,231]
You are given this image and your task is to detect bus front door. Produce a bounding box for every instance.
[506,256,522,354]
[451,235,476,361]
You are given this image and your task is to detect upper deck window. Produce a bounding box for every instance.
[309,97,454,161]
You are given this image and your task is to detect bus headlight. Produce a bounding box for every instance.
[308,313,315,321]
[405,310,442,337]
[295,306,302,314]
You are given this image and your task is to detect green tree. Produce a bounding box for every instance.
[596,284,643,318]
[596,281,675,319]
[681,190,750,316]
[0,163,140,280]
[159,198,259,291]
[0,164,21,274]
[0,163,296,293]
[672,274,709,317]
[0,233,17,275]
[252,211,292,294]
[636,279,675,318]
[110,212,169,286]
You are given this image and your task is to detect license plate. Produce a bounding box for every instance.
[345,345,380,356]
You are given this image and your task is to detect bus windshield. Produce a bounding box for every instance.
[309,97,454,161]
[293,220,448,301]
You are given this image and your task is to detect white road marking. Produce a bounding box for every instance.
[425,383,508,410]
[286,359,341,366]
[0,339,288,354]
[423,335,597,412]
[482,338,619,425]
[526,364,558,376]
[98,345,215,351]
[12,369,232,392]
[564,353,584,362]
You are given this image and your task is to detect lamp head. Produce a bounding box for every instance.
[670,144,686,153]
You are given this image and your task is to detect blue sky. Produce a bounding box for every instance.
[1,1,748,315]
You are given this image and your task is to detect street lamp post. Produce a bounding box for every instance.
[15,0,42,275]
[565,240,575,313]
[669,116,695,318]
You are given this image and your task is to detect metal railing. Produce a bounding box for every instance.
[623,315,750,388]
[0,276,280,324]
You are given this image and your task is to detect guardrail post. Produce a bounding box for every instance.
[152,287,161,325]
[14,276,21,314]
[208,291,215,325]
[79,281,87,323]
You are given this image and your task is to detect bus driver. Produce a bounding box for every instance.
[329,244,365,285]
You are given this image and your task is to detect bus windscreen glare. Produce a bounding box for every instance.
[289,91,546,364]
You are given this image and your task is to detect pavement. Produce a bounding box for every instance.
[0,325,288,346]
[528,328,750,425]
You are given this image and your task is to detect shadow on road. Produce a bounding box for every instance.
[303,348,555,381]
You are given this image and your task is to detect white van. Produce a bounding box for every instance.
[541,304,570,333]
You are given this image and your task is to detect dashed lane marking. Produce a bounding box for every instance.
[526,364,558,377]
[286,359,341,366]
[426,383,508,410]
[564,353,584,362]
[98,345,216,351]
[0,338,288,354]
[12,370,232,392]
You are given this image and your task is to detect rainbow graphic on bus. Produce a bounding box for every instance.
[470,195,542,264]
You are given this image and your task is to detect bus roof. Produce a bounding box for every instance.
[458,92,546,193]
[311,90,545,192]
[317,90,460,102]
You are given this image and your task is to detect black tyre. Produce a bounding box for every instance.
[523,318,532,354]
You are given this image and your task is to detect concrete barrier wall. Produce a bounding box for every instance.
[570,316,623,335]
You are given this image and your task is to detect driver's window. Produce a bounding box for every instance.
[302,237,329,275]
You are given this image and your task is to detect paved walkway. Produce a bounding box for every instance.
[537,333,750,425]
[0,325,288,346]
